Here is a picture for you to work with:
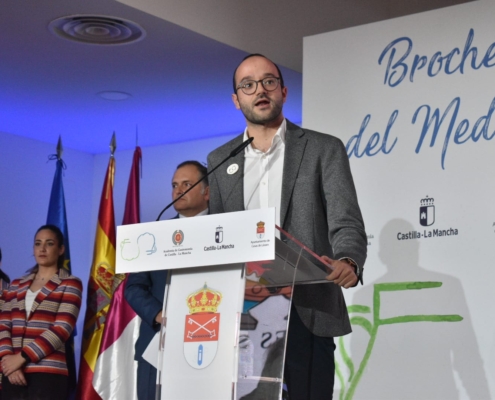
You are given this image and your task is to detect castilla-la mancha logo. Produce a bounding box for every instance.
[419,196,435,227]
[183,283,222,369]
[215,226,223,243]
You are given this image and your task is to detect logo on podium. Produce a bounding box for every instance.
[172,230,184,245]
[183,283,222,369]
[256,221,265,239]
[215,226,223,243]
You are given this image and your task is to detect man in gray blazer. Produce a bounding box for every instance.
[207,54,367,399]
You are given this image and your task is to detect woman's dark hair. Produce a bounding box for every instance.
[27,224,66,273]
[0,247,10,283]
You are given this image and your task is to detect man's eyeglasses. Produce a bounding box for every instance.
[236,77,281,95]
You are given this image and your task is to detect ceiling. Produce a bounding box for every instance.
[0,0,473,154]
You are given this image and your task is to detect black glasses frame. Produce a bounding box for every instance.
[236,77,281,95]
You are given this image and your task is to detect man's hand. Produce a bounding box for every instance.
[1,353,26,377]
[322,256,358,288]
[155,311,164,325]
[7,369,27,386]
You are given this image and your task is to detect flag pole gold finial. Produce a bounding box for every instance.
[56,135,63,160]
[110,132,117,156]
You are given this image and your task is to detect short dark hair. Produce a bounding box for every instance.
[176,160,208,186]
[232,53,285,93]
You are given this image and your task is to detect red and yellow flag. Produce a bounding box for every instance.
[76,156,116,400]
[93,146,142,399]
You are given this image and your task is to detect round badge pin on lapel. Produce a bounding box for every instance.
[227,163,239,175]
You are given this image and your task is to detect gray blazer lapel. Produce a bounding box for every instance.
[280,121,307,228]
[218,135,245,212]
[228,149,245,211]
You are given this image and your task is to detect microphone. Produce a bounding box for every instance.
[229,136,254,157]
[156,137,254,221]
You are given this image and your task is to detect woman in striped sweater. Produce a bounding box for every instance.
[0,248,10,400]
[0,225,82,400]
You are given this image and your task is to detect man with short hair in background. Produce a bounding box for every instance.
[125,160,209,400]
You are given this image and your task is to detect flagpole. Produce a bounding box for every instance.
[92,136,142,400]
[56,135,63,160]
[76,132,117,400]
[46,136,78,399]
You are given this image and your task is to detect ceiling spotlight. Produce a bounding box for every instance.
[49,15,146,45]
[98,91,132,101]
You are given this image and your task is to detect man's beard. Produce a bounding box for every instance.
[239,97,283,125]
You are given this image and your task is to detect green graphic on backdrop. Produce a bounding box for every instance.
[336,282,463,400]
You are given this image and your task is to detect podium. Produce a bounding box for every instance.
[116,209,331,400]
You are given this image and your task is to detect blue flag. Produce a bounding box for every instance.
[46,157,77,399]
[47,158,71,271]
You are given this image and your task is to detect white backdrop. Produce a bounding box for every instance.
[304,1,494,399]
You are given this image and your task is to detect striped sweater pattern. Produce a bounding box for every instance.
[0,268,82,375]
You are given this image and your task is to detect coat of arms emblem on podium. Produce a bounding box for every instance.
[183,283,222,369]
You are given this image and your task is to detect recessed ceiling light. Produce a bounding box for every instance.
[49,15,146,45]
[98,91,132,101]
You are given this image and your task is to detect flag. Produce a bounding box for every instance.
[76,156,116,400]
[47,158,71,271]
[122,146,141,225]
[93,147,142,399]
[46,155,78,399]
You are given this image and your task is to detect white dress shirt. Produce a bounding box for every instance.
[178,208,209,218]
[25,288,41,318]
[243,119,286,228]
